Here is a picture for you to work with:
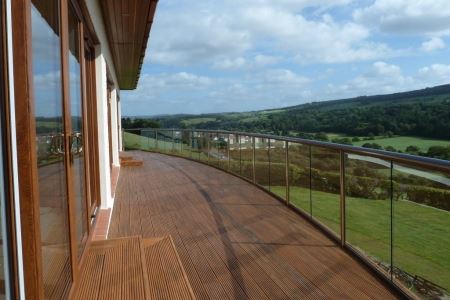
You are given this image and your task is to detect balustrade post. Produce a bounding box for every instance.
[227,134,231,170]
[268,139,271,191]
[340,150,346,247]
[239,135,242,174]
[207,133,210,164]
[285,141,290,205]
[190,131,193,158]
[252,136,256,183]
[172,129,175,153]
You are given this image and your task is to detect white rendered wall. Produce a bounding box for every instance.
[110,89,119,166]
[94,53,113,208]
[85,0,122,208]
[118,100,123,151]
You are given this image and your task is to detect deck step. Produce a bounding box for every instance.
[75,236,195,300]
[75,237,149,300]
[121,159,143,167]
[119,155,133,162]
[142,236,196,300]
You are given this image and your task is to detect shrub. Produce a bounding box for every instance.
[362,143,383,150]
[405,186,450,211]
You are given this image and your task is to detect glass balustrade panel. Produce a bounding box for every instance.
[229,134,241,175]
[217,133,229,170]
[288,143,311,215]
[255,137,270,190]
[311,146,341,235]
[240,135,253,181]
[392,163,450,298]
[345,154,391,276]
[270,139,287,200]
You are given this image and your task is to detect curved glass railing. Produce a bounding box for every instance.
[123,128,450,300]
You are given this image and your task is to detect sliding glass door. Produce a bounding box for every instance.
[30,1,72,298]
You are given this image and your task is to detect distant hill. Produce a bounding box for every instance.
[138,84,450,141]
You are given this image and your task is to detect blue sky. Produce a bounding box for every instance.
[122,0,450,116]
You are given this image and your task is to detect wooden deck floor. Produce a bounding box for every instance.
[109,151,399,300]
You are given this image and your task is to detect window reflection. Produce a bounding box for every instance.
[31,1,72,298]
[68,5,88,258]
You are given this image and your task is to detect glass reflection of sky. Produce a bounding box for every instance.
[68,11,82,132]
[31,4,63,119]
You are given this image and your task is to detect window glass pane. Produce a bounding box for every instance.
[31,1,72,297]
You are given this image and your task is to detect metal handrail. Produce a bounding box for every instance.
[125,128,450,173]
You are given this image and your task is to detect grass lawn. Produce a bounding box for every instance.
[324,133,450,152]
[181,117,217,126]
[271,186,450,293]
[124,131,174,151]
[353,136,450,152]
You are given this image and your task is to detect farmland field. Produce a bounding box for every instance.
[352,136,450,152]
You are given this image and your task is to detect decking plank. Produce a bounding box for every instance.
[108,151,399,300]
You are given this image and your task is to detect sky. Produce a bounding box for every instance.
[121,0,450,116]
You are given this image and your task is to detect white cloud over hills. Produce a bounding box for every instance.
[124,0,450,115]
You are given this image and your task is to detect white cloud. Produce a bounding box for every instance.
[212,57,247,70]
[240,6,394,64]
[147,7,251,65]
[263,69,310,86]
[212,55,281,70]
[354,0,450,35]
[148,0,395,67]
[421,37,445,52]
[128,72,212,102]
[419,64,450,83]
[327,62,415,97]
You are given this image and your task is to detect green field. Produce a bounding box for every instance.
[181,117,217,126]
[324,133,450,152]
[271,186,450,293]
[124,131,174,151]
[353,136,450,152]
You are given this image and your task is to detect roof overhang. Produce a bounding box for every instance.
[100,0,158,90]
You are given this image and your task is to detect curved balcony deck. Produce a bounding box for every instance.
[108,151,400,299]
